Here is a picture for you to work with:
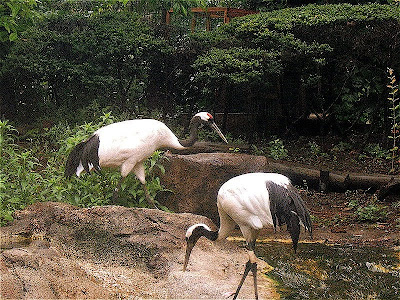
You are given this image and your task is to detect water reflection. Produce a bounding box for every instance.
[257,241,400,299]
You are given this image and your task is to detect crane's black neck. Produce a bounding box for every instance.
[191,225,219,242]
[203,228,219,241]
[178,116,202,147]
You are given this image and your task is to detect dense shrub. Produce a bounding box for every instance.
[1,10,171,122]
[196,3,400,136]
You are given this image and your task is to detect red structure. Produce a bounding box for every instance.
[166,7,259,32]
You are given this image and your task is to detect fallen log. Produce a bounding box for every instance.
[376,180,400,201]
[266,160,400,195]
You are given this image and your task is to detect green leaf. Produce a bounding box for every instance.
[9,32,18,41]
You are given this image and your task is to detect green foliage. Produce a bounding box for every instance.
[333,67,383,125]
[360,143,389,159]
[0,119,43,224]
[0,0,38,42]
[251,138,288,159]
[267,138,288,159]
[193,47,281,85]
[251,144,266,156]
[355,204,388,223]
[218,4,400,134]
[308,141,322,157]
[236,3,400,29]
[0,113,169,226]
[3,10,171,121]
[387,68,399,173]
[132,0,204,16]
[332,141,352,152]
[1,2,400,139]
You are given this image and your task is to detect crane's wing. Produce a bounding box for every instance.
[267,181,312,237]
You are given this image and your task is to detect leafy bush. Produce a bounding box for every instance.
[267,138,288,159]
[360,143,389,159]
[216,3,400,135]
[355,204,388,222]
[2,2,400,139]
[2,10,171,122]
[0,0,38,42]
[0,119,44,223]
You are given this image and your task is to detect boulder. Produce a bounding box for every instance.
[159,152,269,223]
[1,202,276,299]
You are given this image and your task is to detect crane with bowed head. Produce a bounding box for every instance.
[65,112,228,208]
[183,172,312,299]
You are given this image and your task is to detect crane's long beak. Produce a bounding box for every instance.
[210,122,228,144]
[183,241,195,271]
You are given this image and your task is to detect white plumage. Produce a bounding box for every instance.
[75,119,183,178]
[217,173,290,238]
[183,173,312,299]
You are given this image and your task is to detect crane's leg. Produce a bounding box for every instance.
[252,261,258,299]
[233,241,258,300]
[132,162,157,209]
[233,261,254,300]
[112,176,125,200]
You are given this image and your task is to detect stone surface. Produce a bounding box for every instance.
[1,202,277,299]
[159,152,270,223]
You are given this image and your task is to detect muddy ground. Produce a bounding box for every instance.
[281,135,400,248]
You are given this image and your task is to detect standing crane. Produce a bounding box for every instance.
[183,173,312,299]
[65,112,228,208]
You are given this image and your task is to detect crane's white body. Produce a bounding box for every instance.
[216,173,291,242]
[75,119,184,180]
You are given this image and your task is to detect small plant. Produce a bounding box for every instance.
[332,141,352,152]
[308,141,329,158]
[347,199,359,209]
[387,68,399,173]
[267,138,288,160]
[0,120,16,155]
[229,147,241,153]
[355,205,388,223]
[251,144,266,156]
[309,141,321,156]
[361,143,389,159]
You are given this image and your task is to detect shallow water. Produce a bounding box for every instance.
[258,241,400,299]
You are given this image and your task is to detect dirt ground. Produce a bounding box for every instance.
[281,135,400,248]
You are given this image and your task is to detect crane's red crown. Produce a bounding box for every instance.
[195,112,214,121]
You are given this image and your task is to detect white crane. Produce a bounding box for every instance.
[65,112,228,208]
[183,173,312,299]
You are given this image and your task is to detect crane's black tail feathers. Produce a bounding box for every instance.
[268,181,313,245]
[64,134,101,178]
[287,185,313,238]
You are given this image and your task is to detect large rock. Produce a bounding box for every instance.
[1,202,276,299]
[159,152,270,223]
